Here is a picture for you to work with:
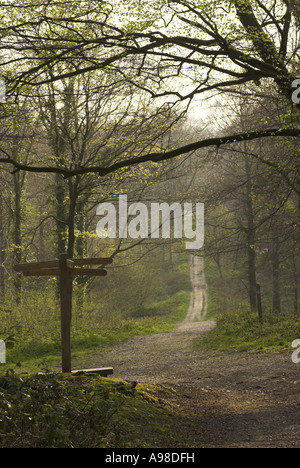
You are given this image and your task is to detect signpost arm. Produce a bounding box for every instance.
[14,255,113,374]
[59,254,72,373]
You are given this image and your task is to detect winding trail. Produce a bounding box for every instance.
[176,255,209,332]
[75,256,300,448]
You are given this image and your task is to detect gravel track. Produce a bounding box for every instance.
[77,256,300,448]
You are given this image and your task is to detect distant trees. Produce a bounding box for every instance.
[0,61,189,301]
[0,0,299,317]
[36,68,184,257]
[0,95,39,301]
[199,93,299,315]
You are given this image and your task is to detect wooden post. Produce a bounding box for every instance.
[59,254,72,373]
[256,284,263,324]
[14,255,113,374]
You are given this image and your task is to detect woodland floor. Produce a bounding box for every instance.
[78,320,300,448]
[76,257,300,448]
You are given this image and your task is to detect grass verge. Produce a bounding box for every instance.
[195,309,300,353]
[2,290,190,374]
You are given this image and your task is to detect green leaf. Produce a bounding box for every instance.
[5,335,17,349]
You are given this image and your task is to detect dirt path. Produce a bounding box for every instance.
[78,256,300,448]
[177,256,208,330]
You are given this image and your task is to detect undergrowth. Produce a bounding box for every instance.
[0,290,190,373]
[0,372,196,448]
[196,309,300,353]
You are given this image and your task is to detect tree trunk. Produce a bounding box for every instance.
[67,178,79,259]
[247,240,257,313]
[0,196,6,299]
[75,210,87,313]
[245,157,257,313]
[13,171,23,303]
[271,235,281,314]
[55,173,67,256]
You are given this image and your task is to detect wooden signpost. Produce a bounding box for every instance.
[14,254,113,374]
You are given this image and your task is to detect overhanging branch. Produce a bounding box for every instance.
[0,128,299,178]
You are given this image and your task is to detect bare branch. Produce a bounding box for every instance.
[0,127,299,178]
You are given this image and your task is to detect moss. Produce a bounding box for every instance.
[0,372,198,448]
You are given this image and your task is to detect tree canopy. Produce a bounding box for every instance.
[0,0,299,178]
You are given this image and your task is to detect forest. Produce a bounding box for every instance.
[0,0,299,449]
